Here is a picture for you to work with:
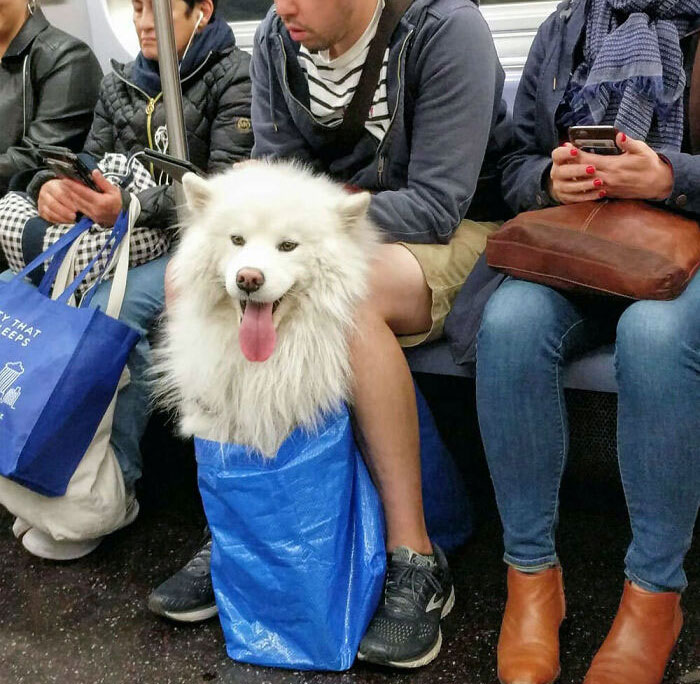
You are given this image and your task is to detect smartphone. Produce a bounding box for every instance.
[568,125,622,155]
[141,149,204,182]
[37,144,100,191]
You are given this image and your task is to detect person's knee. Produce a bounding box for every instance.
[478,280,563,360]
[363,244,430,327]
[616,301,697,374]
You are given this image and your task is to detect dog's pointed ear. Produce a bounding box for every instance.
[339,191,371,230]
[182,173,212,211]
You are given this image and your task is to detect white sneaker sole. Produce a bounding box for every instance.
[357,585,456,669]
[158,604,219,623]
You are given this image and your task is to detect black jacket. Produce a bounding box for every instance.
[0,9,102,195]
[30,24,254,230]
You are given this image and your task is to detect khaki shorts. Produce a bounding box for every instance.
[397,219,500,348]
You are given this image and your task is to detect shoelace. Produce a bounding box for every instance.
[384,560,442,610]
[184,539,212,577]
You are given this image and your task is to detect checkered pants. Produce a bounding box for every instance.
[0,153,170,293]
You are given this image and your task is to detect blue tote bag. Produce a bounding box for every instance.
[0,210,140,496]
[196,406,387,671]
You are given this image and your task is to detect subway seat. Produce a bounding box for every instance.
[404,342,618,393]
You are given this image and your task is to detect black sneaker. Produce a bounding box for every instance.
[357,543,454,668]
[147,529,218,622]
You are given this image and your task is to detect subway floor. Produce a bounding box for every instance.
[0,382,697,684]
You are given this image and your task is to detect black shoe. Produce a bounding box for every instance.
[357,543,454,668]
[147,528,218,623]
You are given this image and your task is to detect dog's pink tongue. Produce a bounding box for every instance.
[239,302,276,362]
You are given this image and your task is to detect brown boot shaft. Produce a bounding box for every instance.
[584,581,683,684]
[497,566,566,684]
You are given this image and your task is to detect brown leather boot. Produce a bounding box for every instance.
[583,581,683,684]
[497,566,566,684]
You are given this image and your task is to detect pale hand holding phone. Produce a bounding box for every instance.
[549,132,674,204]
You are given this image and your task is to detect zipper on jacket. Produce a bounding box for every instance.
[146,92,164,176]
[376,29,413,186]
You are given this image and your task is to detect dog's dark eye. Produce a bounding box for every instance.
[278,241,298,253]
[231,235,245,247]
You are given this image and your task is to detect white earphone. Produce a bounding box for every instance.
[180,9,206,70]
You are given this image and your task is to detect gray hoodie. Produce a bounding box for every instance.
[251,0,512,243]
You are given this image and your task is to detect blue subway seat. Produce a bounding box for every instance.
[404,342,618,393]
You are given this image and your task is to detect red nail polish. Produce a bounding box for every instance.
[594,179,603,187]
[621,133,627,142]
[586,166,595,175]
[570,148,578,156]
[598,190,607,198]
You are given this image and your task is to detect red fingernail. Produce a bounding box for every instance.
[598,190,607,198]
[621,133,627,142]
[594,179,603,187]
[570,148,578,156]
[586,166,595,175]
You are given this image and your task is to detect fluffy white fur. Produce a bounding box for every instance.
[154,161,379,456]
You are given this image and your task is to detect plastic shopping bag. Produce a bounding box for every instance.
[196,406,386,671]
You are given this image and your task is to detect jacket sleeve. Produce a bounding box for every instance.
[250,22,320,165]
[82,79,116,161]
[368,6,500,244]
[0,39,102,193]
[660,151,700,217]
[135,52,255,230]
[499,22,558,214]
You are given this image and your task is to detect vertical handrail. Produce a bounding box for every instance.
[152,0,188,215]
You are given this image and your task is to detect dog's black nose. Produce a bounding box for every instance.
[237,268,265,294]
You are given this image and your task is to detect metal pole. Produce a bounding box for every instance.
[152,0,188,214]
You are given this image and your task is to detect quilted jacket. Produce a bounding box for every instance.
[29,23,253,230]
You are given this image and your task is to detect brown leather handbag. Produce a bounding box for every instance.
[486,34,700,301]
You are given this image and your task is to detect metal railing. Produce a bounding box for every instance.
[152,0,188,215]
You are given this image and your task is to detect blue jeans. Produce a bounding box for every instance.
[476,274,700,593]
[1,254,168,489]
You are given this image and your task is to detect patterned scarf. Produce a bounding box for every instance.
[559,0,700,150]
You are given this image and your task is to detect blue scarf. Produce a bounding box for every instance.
[130,17,235,98]
[559,0,700,150]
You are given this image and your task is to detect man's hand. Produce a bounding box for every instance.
[64,170,124,227]
[549,134,674,205]
[38,178,80,224]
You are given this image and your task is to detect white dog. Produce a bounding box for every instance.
[154,161,379,456]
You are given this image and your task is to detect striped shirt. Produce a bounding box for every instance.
[298,0,390,143]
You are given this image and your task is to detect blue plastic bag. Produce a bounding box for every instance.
[196,406,386,671]
[0,214,139,496]
[416,385,473,551]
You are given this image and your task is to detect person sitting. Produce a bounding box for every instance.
[0,0,101,269]
[7,0,253,560]
[148,0,512,670]
[476,1,699,682]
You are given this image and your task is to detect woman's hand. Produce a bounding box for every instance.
[548,133,674,205]
[37,178,80,224]
[63,170,124,227]
[586,133,674,201]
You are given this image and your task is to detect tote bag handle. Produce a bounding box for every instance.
[51,196,139,320]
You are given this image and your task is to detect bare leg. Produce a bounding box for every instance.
[351,244,433,554]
